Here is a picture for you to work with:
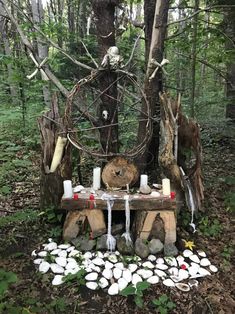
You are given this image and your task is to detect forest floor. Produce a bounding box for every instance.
[0,121,234,314]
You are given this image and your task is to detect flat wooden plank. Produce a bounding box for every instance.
[85,209,106,234]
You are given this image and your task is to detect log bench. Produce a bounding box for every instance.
[60,189,177,245]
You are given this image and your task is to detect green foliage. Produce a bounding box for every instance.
[0,209,38,228]
[64,268,86,287]
[199,216,223,238]
[0,269,18,298]
[120,281,151,308]
[152,294,176,314]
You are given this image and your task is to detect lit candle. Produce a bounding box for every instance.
[140,174,148,187]
[63,180,73,198]
[93,167,101,190]
[162,178,171,196]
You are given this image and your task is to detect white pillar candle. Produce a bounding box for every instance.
[93,167,101,190]
[63,180,73,198]
[140,174,148,187]
[162,178,171,196]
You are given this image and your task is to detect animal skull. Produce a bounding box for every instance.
[102,110,109,120]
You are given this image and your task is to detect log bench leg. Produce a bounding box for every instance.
[158,211,176,244]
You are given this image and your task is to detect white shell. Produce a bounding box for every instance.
[52,275,64,286]
[58,250,67,258]
[190,262,200,269]
[102,268,113,280]
[48,238,53,242]
[31,250,37,257]
[197,250,206,257]
[198,267,211,276]
[163,278,175,287]
[73,185,84,192]
[58,244,71,249]
[99,277,109,289]
[50,263,64,274]
[200,258,211,267]
[90,265,101,273]
[113,268,122,279]
[183,249,193,258]
[189,254,200,264]
[85,272,98,281]
[105,261,114,269]
[178,269,189,280]
[85,267,92,273]
[154,269,167,277]
[156,264,168,270]
[38,251,47,257]
[51,249,62,255]
[168,267,179,276]
[45,242,57,251]
[108,254,118,263]
[147,276,159,284]
[176,255,185,266]
[33,258,43,265]
[142,261,154,269]
[55,257,67,267]
[66,257,77,263]
[123,269,132,283]
[165,257,177,267]
[66,246,75,252]
[150,191,160,197]
[175,283,190,292]
[132,274,143,286]
[108,283,119,295]
[86,282,98,290]
[115,251,120,256]
[156,257,165,264]
[118,278,128,291]
[64,267,80,275]
[69,250,80,257]
[188,265,198,276]
[209,265,218,273]
[170,275,181,283]
[140,270,153,279]
[188,279,199,287]
[93,257,105,266]
[115,262,124,270]
[84,252,93,259]
[39,261,50,273]
[96,251,104,258]
[128,264,138,273]
[148,255,156,262]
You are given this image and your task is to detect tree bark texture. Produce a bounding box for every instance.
[136,0,170,173]
[91,0,120,154]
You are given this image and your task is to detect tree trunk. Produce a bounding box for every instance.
[91,0,119,154]
[31,0,51,107]
[136,0,170,173]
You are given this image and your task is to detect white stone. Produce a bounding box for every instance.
[128,264,138,273]
[150,191,160,197]
[58,244,71,249]
[115,262,124,270]
[66,246,75,252]
[33,258,43,265]
[108,254,118,263]
[176,255,185,266]
[73,185,84,193]
[113,268,122,279]
[188,265,198,276]
[175,283,190,292]
[123,269,132,283]
[67,257,77,263]
[209,265,218,273]
[115,251,120,256]
[102,268,113,280]
[50,263,65,274]
[31,250,37,257]
[168,267,179,276]
[197,250,206,257]
[156,264,168,270]
[45,242,57,251]
[85,272,98,281]
[66,261,78,270]
[85,267,92,273]
[48,238,53,242]
[178,269,189,280]
[68,250,80,257]
[105,261,114,269]
[52,275,64,286]
[139,269,153,279]
[132,274,142,286]
[93,257,105,266]
[198,267,211,276]
[190,262,200,269]
[156,257,165,264]
[163,278,175,287]
[183,249,193,258]
[189,254,200,264]
[108,283,119,295]
[200,258,211,267]
[86,282,98,290]
[55,257,67,267]
[39,261,50,273]
[118,278,128,291]
[90,265,101,273]
[147,276,159,284]
[165,257,177,267]
[99,277,109,289]
[148,255,156,262]
[58,250,67,258]
[38,251,47,257]
[154,269,167,277]
[96,251,104,258]
[84,252,93,259]
[142,261,154,269]
[51,249,62,255]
